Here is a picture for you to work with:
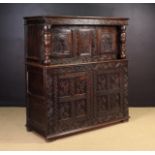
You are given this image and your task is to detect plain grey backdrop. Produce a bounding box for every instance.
[0,3,155,106]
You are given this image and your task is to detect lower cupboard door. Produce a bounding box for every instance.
[93,61,128,124]
[52,69,93,133]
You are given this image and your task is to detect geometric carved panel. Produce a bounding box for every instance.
[75,99,87,117]
[94,63,125,122]
[78,29,95,56]
[75,76,87,94]
[109,93,121,112]
[56,70,91,132]
[109,72,120,89]
[97,95,108,117]
[52,28,72,58]
[96,74,107,91]
[98,27,118,55]
[101,33,113,52]
[58,72,87,98]
[58,79,71,97]
[59,102,71,120]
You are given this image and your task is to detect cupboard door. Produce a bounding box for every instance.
[96,27,118,59]
[77,28,96,56]
[93,61,128,123]
[48,66,93,133]
[52,28,73,58]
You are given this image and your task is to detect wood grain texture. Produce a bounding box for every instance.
[24,16,129,140]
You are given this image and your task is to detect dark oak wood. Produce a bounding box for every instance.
[24,16,129,140]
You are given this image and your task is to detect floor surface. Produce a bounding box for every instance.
[0,107,155,150]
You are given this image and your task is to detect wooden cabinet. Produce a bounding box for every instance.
[24,16,129,140]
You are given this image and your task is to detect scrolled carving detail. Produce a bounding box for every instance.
[120,25,127,59]
[42,24,52,64]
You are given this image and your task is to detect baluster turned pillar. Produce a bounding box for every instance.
[42,24,52,64]
[120,25,127,59]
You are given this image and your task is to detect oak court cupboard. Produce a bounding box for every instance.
[24,16,129,140]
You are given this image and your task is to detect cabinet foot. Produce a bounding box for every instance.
[26,125,32,132]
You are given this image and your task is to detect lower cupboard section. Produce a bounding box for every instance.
[26,60,129,140]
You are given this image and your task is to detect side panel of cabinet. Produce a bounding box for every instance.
[26,66,48,135]
[25,25,43,62]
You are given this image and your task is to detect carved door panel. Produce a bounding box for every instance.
[52,28,73,58]
[77,28,96,56]
[53,69,92,133]
[97,27,118,59]
[93,62,127,123]
[52,26,97,58]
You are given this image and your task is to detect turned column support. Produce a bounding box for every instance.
[42,24,52,65]
[120,25,127,59]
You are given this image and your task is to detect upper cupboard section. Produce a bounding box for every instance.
[51,26,118,58]
[24,16,128,65]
